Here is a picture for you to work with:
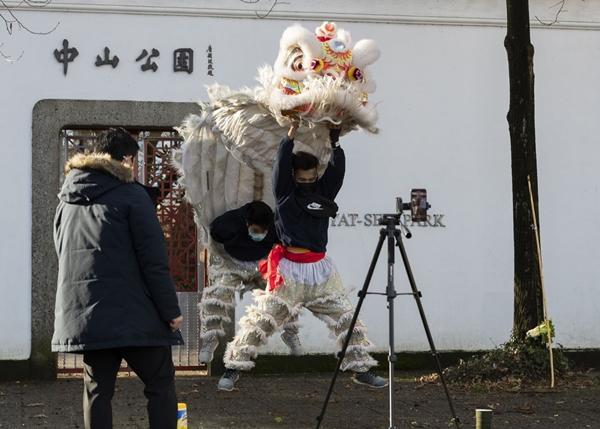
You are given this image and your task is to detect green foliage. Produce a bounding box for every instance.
[442,336,570,385]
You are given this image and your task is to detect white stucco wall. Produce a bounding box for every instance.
[0,0,598,360]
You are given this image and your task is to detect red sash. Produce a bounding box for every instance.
[258,245,326,291]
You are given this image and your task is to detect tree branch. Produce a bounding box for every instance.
[1,0,59,35]
[239,0,291,19]
[535,0,567,26]
[1,0,59,62]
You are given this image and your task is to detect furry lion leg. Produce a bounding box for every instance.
[224,290,293,371]
[306,292,378,373]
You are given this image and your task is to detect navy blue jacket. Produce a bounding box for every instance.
[273,136,345,252]
[52,154,183,352]
[210,203,278,261]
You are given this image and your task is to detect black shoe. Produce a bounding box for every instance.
[352,370,388,388]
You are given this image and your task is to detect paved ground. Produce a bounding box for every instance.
[1,373,599,428]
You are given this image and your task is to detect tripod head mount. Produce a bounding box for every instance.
[377,192,433,238]
[378,213,402,226]
[378,213,412,239]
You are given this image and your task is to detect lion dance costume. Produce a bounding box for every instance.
[174,21,382,379]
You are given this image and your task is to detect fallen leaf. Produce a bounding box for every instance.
[514,403,535,414]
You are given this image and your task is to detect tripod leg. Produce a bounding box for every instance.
[395,233,462,429]
[315,230,386,429]
[386,226,397,429]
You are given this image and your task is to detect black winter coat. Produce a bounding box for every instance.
[210,203,278,261]
[51,153,183,352]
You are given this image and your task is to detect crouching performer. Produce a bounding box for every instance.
[218,122,387,391]
[200,200,303,364]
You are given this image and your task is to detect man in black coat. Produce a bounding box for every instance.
[52,128,183,429]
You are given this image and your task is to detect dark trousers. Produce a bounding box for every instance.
[82,347,177,429]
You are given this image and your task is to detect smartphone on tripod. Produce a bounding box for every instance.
[410,188,428,222]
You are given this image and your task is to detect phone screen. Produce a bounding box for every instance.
[410,189,428,222]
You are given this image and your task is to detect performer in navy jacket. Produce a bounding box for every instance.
[218,121,387,391]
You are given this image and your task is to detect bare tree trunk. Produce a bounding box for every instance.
[505,0,544,340]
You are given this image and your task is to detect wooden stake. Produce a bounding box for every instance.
[476,409,493,429]
[527,175,555,388]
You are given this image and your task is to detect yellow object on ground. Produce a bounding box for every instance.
[177,403,188,429]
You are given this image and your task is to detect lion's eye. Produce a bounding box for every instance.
[292,56,304,71]
[286,47,305,72]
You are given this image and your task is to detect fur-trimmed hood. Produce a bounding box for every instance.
[65,153,134,183]
[59,153,134,204]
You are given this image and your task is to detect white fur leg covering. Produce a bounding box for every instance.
[241,309,278,336]
[333,310,355,333]
[201,283,237,298]
[281,304,302,334]
[252,291,294,323]
[203,314,233,326]
[340,352,379,373]
[224,342,258,371]
[199,285,236,339]
[222,290,294,371]
[201,297,235,311]
[318,308,378,373]
[336,326,372,349]
[200,314,228,340]
[200,328,226,341]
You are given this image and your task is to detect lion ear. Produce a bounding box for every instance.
[352,39,381,67]
[279,24,321,60]
[336,29,353,48]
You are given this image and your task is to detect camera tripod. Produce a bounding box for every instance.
[316,211,461,429]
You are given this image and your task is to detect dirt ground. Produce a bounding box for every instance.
[1,373,599,428]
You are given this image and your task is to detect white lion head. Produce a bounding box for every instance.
[258,21,381,133]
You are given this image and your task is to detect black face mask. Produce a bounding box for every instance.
[295,181,317,195]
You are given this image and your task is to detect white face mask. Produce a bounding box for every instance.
[248,230,268,242]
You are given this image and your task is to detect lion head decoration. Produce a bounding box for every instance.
[262,21,380,131]
[175,22,381,241]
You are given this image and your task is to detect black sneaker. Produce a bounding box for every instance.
[352,370,388,388]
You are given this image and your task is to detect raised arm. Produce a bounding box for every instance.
[273,122,299,200]
[319,128,346,200]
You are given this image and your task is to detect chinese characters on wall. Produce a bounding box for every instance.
[53,39,214,76]
[206,45,213,76]
[53,39,79,75]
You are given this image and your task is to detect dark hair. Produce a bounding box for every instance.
[292,151,318,171]
[93,127,139,161]
[246,201,273,228]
